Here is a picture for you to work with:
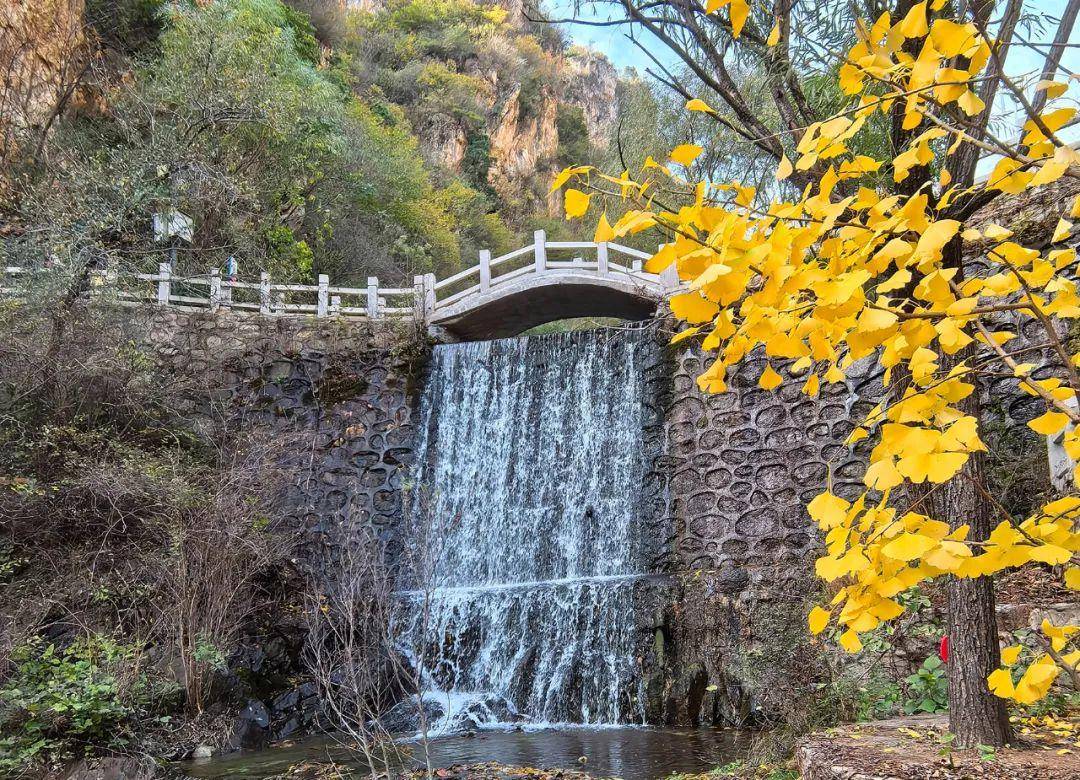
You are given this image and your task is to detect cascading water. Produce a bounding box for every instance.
[400,326,657,728]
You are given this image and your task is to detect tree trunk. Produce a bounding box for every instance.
[902,235,1012,746]
[915,418,1012,747]
[891,236,1011,745]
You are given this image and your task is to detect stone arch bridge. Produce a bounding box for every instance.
[2,230,680,341]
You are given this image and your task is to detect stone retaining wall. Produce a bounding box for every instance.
[125,306,425,575]
[646,339,878,725]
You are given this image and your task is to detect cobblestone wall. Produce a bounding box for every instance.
[641,341,880,725]
[128,306,424,573]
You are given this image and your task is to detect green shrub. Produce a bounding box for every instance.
[556,104,591,167]
[904,655,948,714]
[0,635,167,772]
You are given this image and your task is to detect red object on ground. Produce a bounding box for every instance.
[939,635,949,663]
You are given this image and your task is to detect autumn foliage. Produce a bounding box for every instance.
[557,2,1079,708]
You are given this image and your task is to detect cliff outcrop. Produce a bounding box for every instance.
[0,0,87,167]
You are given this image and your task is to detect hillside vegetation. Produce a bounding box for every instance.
[0,0,668,287]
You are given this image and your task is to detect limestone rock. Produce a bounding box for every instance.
[561,47,619,147]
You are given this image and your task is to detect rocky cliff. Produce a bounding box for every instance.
[389,0,622,219]
[0,0,87,167]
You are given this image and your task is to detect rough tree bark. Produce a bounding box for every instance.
[908,239,1013,748]
[917,406,1013,747]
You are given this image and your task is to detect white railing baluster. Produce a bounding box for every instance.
[157,262,171,305]
[260,272,271,314]
[479,249,491,292]
[367,276,380,319]
[209,269,221,311]
[317,274,330,317]
[330,295,341,316]
[413,274,426,320]
[597,242,609,275]
[534,229,547,273]
[424,272,436,315]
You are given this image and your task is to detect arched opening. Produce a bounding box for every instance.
[428,276,661,341]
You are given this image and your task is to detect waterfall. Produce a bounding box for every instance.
[401,326,657,727]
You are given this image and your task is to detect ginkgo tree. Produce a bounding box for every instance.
[555,0,1079,748]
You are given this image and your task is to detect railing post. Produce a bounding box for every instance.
[157,262,171,305]
[413,274,426,321]
[259,272,271,314]
[209,268,221,312]
[479,249,491,292]
[597,242,609,275]
[631,257,643,273]
[105,258,118,288]
[424,272,436,317]
[89,268,107,300]
[330,294,341,316]
[317,273,330,317]
[367,276,381,319]
[534,229,547,273]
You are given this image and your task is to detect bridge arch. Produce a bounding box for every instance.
[429,271,663,341]
[425,233,677,341]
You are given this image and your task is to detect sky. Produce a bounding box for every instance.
[549,0,1080,167]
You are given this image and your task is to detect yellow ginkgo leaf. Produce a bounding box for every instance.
[669,292,719,324]
[958,89,985,116]
[988,667,1015,699]
[670,144,703,166]
[807,491,850,526]
[776,154,793,180]
[549,165,591,194]
[1001,645,1023,666]
[1028,410,1071,436]
[759,364,783,390]
[1036,80,1068,100]
[564,188,591,219]
[685,98,715,114]
[669,326,701,345]
[1052,219,1072,243]
[899,1,928,37]
[593,212,615,243]
[729,0,750,37]
[808,606,831,635]
[1029,543,1072,565]
[839,630,863,653]
[1066,567,1080,590]
[766,17,781,46]
[881,533,938,562]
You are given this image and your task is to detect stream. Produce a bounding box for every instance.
[184,726,751,780]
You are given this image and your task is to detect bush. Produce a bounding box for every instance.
[904,656,948,714]
[557,104,591,167]
[0,635,167,772]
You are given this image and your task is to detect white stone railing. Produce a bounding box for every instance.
[1,230,677,321]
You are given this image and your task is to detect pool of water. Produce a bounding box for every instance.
[184,726,751,780]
